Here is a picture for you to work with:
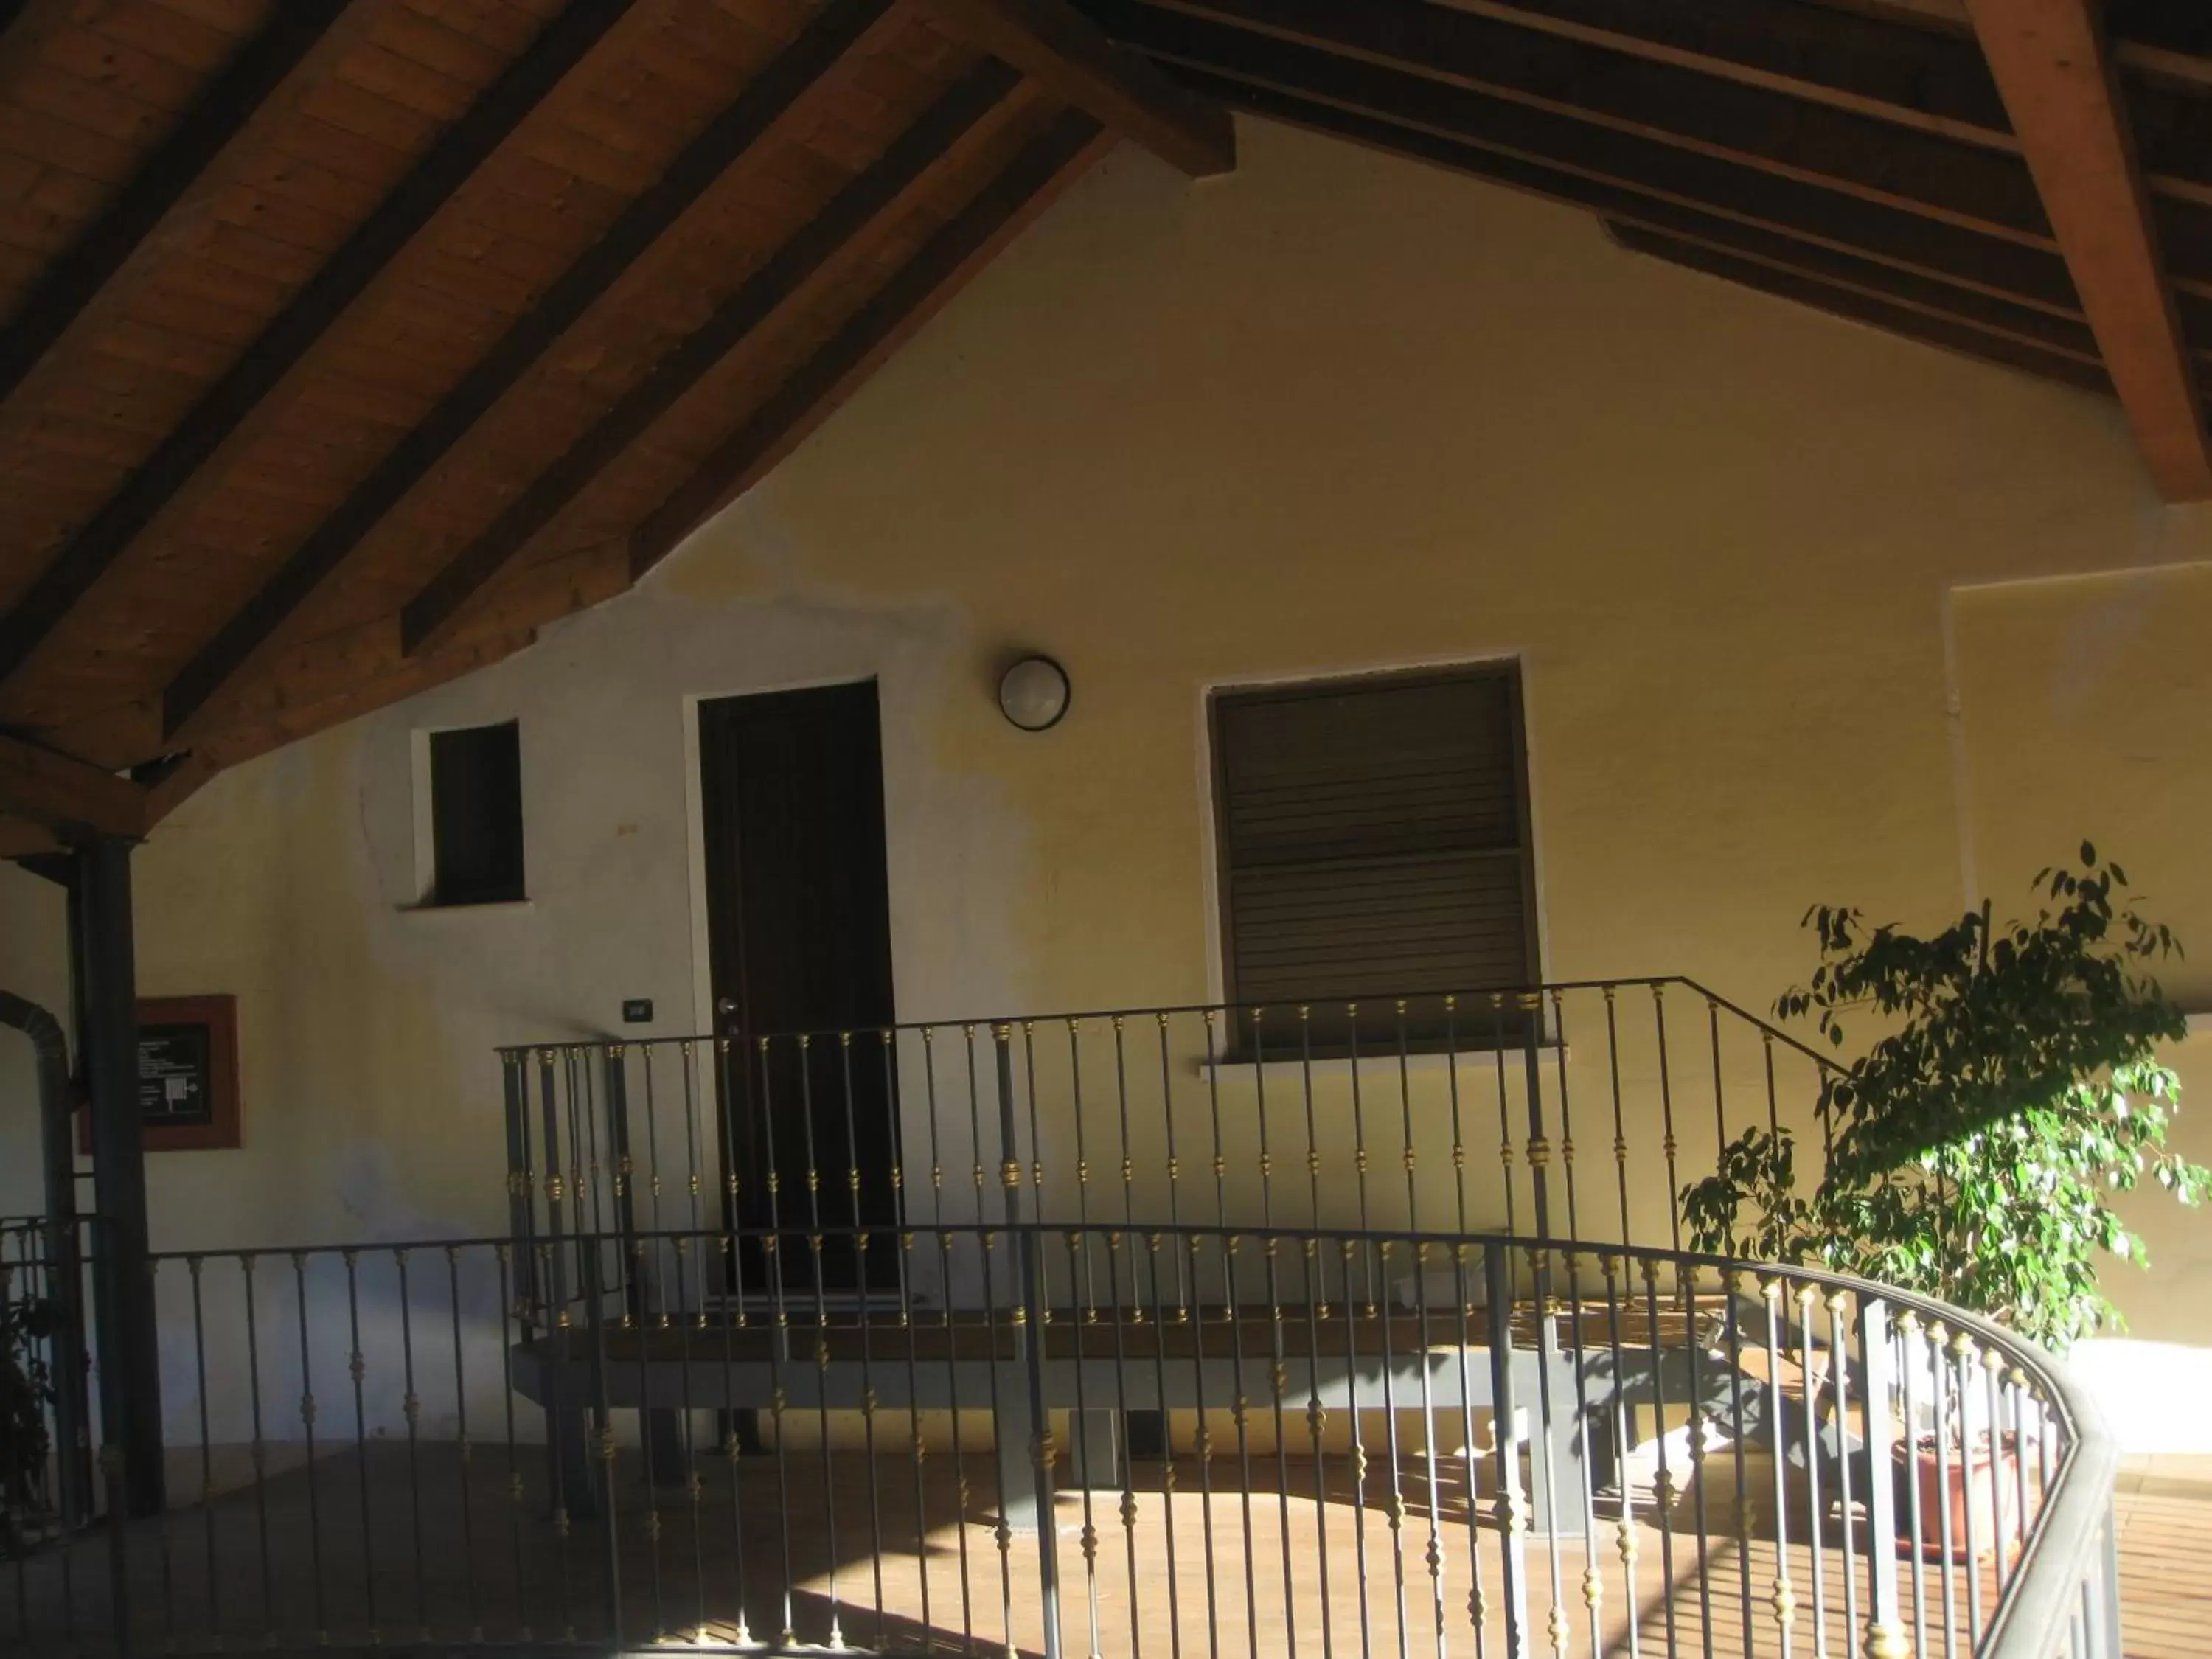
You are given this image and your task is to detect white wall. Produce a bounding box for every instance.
[4,115,2212,1439]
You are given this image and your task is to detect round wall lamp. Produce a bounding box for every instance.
[997,654,1071,732]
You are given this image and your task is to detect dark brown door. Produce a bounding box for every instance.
[699,680,899,1290]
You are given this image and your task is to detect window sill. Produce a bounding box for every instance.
[395,898,535,917]
[1197,1042,1565,1082]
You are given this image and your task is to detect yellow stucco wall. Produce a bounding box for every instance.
[4,117,2212,1431]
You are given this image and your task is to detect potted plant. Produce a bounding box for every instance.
[1683,847,2209,1557]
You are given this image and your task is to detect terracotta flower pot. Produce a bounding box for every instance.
[1899,1436,2021,1562]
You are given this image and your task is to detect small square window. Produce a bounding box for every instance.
[426,721,525,906]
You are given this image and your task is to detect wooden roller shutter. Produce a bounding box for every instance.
[1210,665,1537,1044]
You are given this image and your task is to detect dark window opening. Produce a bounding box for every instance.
[1208,664,1538,1051]
[428,721,526,907]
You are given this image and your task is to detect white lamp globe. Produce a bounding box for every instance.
[998,655,1071,732]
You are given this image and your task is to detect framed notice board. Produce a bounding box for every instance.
[79,995,242,1152]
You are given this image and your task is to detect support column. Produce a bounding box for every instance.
[77,834,164,1517]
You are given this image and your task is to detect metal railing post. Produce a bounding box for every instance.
[1858,1295,1907,1658]
[581,1236,624,1646]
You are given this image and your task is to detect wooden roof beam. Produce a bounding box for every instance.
[0,732,147,842]
[1966,0,2212,501]
[1093,0,2050,244]
[161,0,913,744]
[1607,220,2117,396]
[921,0,1231,175]
[1161,53,2087,311]
[399,59,1036,655]
[0,0,634,695]
[631,108,1115,576]
[0,2,353,407]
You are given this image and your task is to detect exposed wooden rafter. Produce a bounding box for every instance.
[1965,0,2212,501]
[398,59,1036,654]
[0,731,147,841]
[0,0,634,694]
[0,1,352,406]
[632,108,1116,575]
[160,0,913,743]
[1093,0,2053,244]
[1607,219,2117,395]
[924,0,1231,175]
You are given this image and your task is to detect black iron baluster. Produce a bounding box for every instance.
[1604,1258,1637,1659]
[1301,1240,1335,1659]
[924,1029,978,1657]
[894,1029,933,1648]
[798,1033,844,1650]
[1561,1248,1603,1658]
[187,1256,218,1645]
[1644,1259,1680,1659]
[495,1244,532,1644]
[675,1230,706,1646]
[1146,1220,1185,1659]
[1348,1006,1373,1312]
[1375,1233,1412,1659]
[540,1240,577,1646]
[341,1250,378,1644]
[637,1234,665,1644]
[1251,1009,1301,1659]
[1724,1276,1754,1659]
[1489,995,1515,1240]
[975,1220,1016,1659]
[1683,1267,1716,1659]
[1652,987,1683,1259]
[1604,988,1630,1250]
[395,1249,430,1644]
[1408,1238,1448,1659]
[715,1217,754,1649]
[844,1031,889,1649]
[580,1234,624,1649]
[446,1245,481,1644]
[1157,1015,1189,1326]
[1063,1225,1104,1659]
[1483,1245,1530,1658]
[241,1255,276,1638]
[1107,1222,1143,1659]
[1343,1238,1374,1659]
[1185,1021,1221,1659]
[292,1253,327,1643]
[756,1037,799,1649]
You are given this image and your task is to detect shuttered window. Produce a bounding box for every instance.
[1210,666,1536,1043]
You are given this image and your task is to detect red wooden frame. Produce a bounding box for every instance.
[76,994,242,1153]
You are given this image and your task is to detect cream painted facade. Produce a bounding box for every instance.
[4,116,2212,1444]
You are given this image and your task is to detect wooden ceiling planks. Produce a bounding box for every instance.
[7,0,2212,849]
[1077,0,2212,495]
[0,0,1210,842]
[0,0,629,707]
[160,0,925,737]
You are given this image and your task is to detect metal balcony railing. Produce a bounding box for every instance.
[0,1221,2117,1657]
[0,981,2124,1656]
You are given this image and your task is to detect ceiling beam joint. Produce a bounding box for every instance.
[921,0,1233,175]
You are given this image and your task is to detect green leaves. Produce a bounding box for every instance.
[1707,849,2210,1351]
